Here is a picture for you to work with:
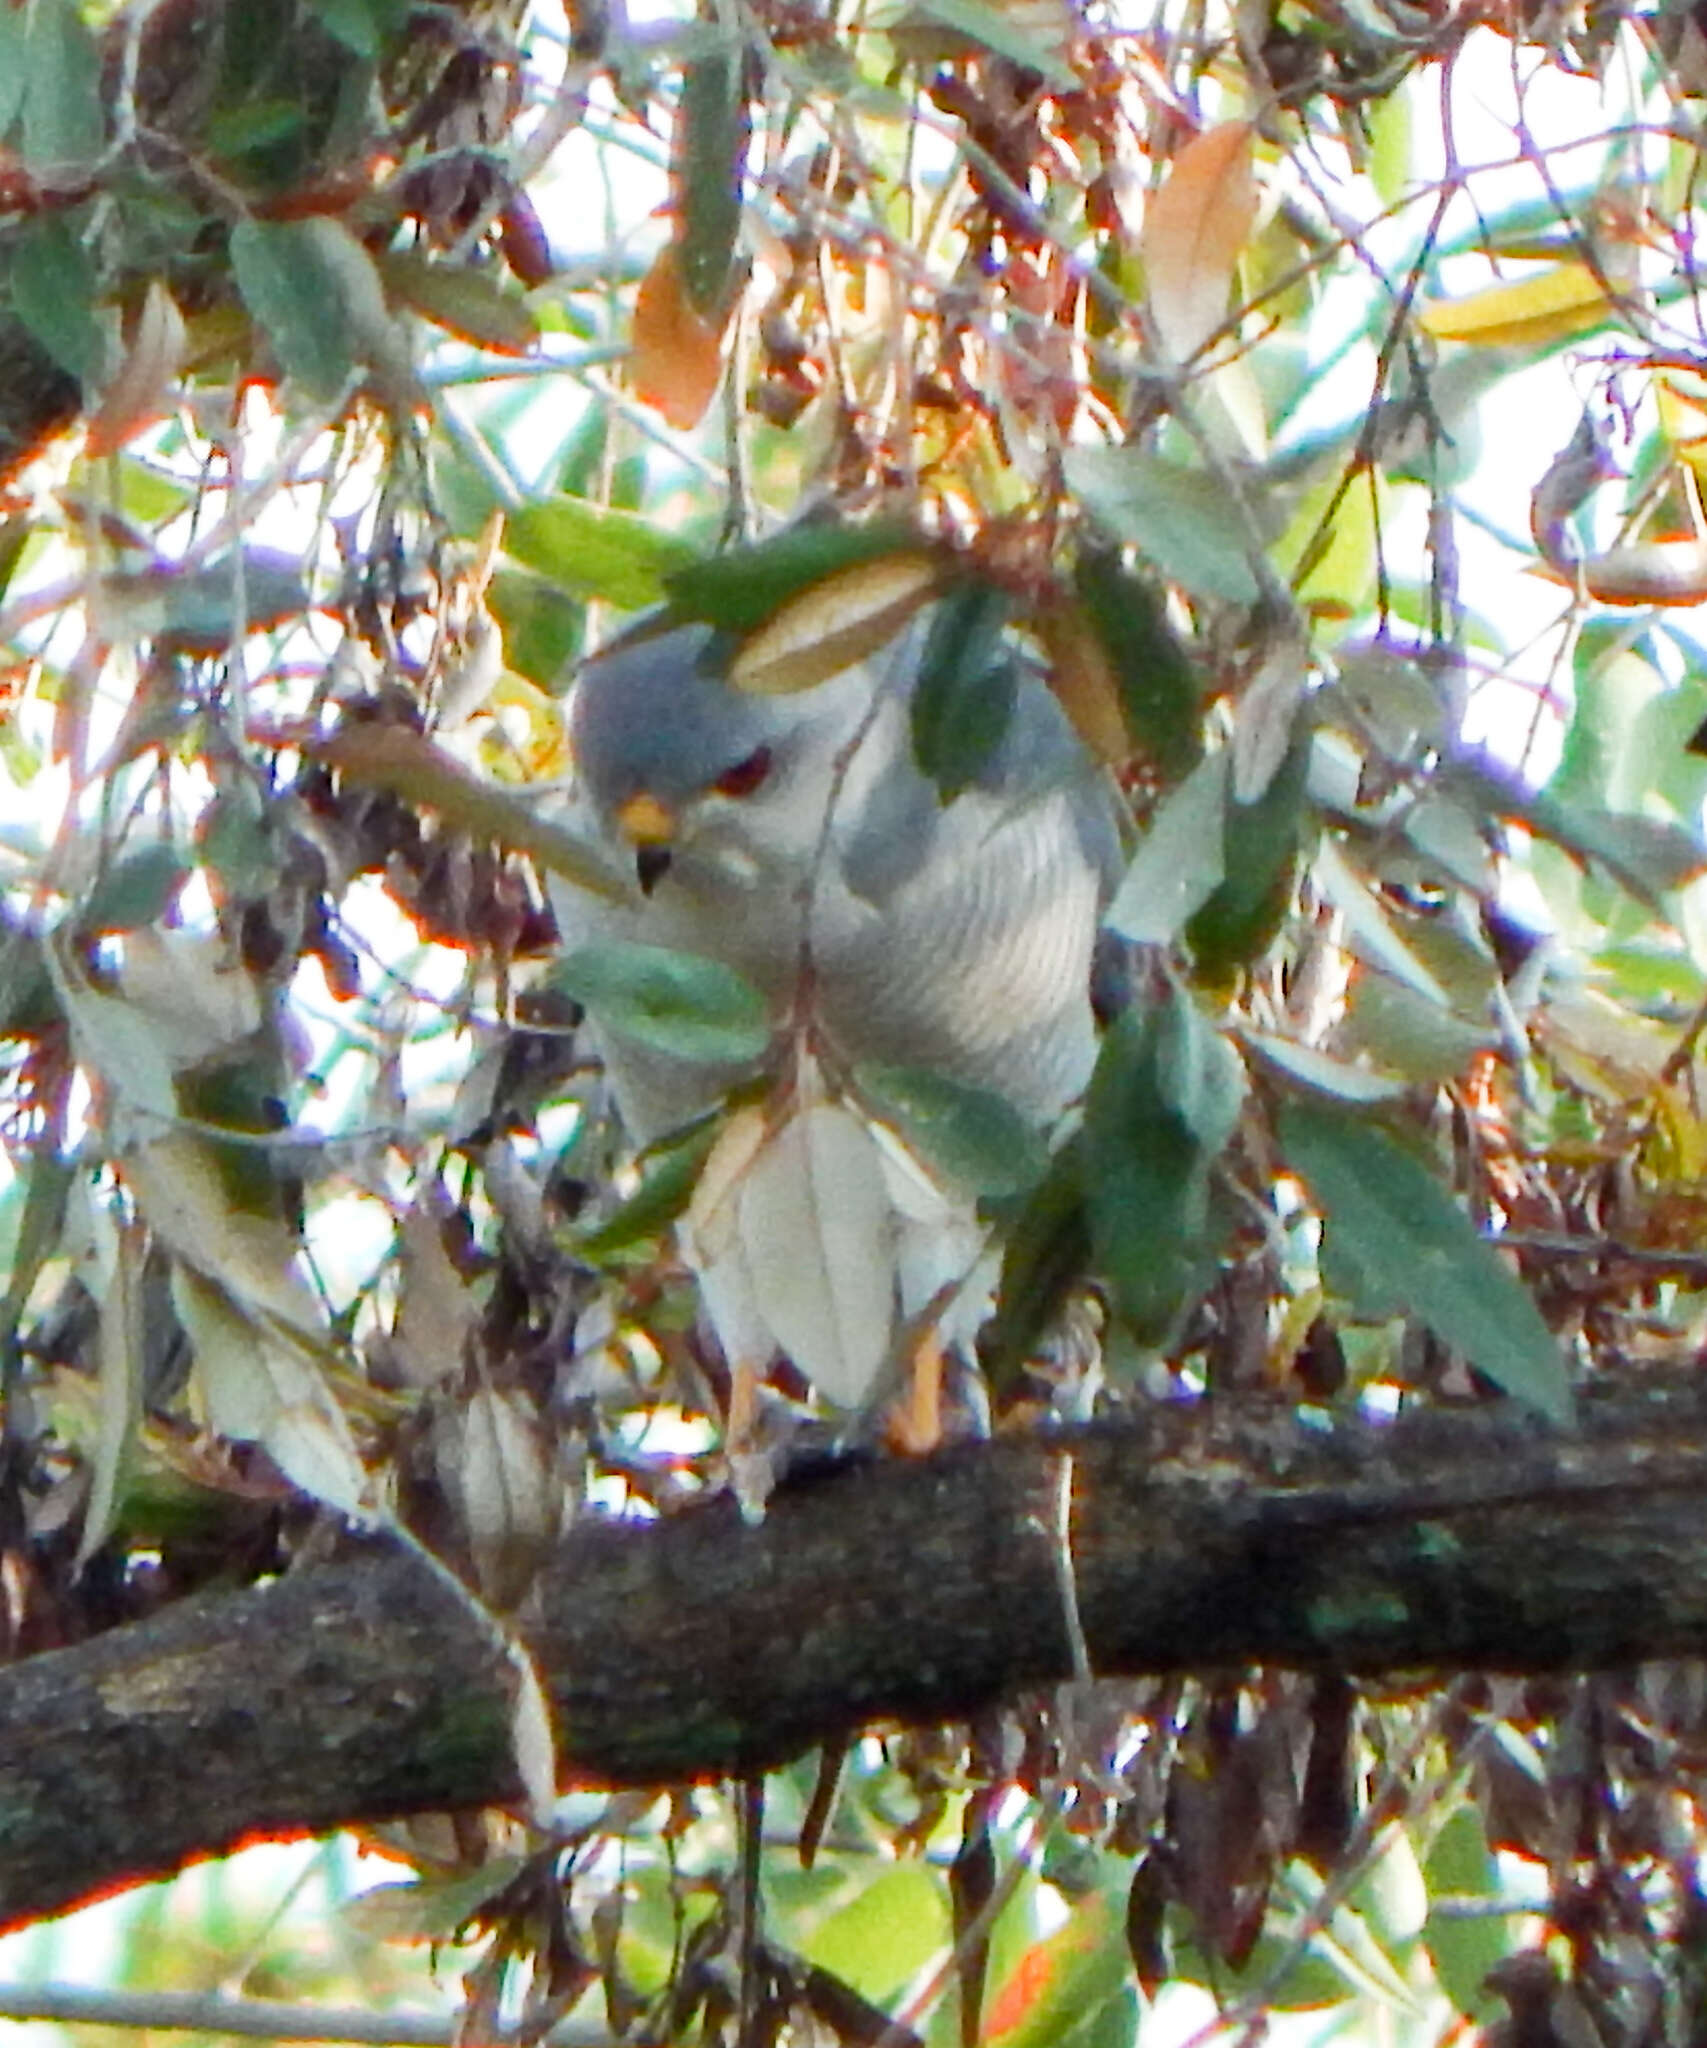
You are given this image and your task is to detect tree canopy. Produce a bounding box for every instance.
[3,0,1707,2040]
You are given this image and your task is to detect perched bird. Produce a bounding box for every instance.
[553,601,1118,1456]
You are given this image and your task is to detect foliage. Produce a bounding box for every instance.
[3,0,1707,2040]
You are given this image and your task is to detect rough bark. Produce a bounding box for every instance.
[4,1375,1707,1930]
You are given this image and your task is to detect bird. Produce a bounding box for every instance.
[552,596,1119,1477]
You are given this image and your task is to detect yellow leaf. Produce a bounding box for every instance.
[729,552,941,695]
[630,243,729,430]
[1418,261,1620,348]
[1141,122,1258,366]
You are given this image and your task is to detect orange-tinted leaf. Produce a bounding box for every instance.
[1142,122,1257,365]
[631,243,728,429]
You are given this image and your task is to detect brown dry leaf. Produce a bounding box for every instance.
[1031,604,1131,765]
[729,552,941,695]
[631,243,729,430]
[392,1199,478,1389]
[1142,122,1258,366]
[87,281,187,458]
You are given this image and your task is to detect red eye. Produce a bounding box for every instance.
[713,746,772,798]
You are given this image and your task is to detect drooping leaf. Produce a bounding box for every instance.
[21,0,102,169]
[856,1063,1048,1197]
[674,44,749,318]
[904,0,1078,86]
[1142,122,1259,366]
[1277,1097,1573,1422]
[1421,1806,1506,2020]
[1107,752,1228,944]
[729,552,941,695]
[1418,260,1619,348]
[1067,447,1264,606]
[666,520,923,633]
[557,940,770,1064]
[307,0,408,59]
[78,845,189,936]
[911,581,1018,801]
[1072,547,1201,781]
[504,496,700,611]
[986,1137,1092,1397]
[488,568,582,689]
[1085,991,1239,1344]
[86,280,188,457]
[574,1115,722,1261]
[8,216,103,384]
[630,243,728,430]
[379,249,538,356]
[231,216,358,401]
[1187,726,1309,977]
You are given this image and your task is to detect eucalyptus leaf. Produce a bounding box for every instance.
[21,0,102,168]
[675,46,748,318]
[1073,546,1201,781]
[666,520,922,632]
[1278,1098,1573,1423]
[79,846,189,937]
[855,1063,1047,1197]
[558,941,769,1064]
[911,582,1017,801]
[231,217,357,401]
[1067,448,1263,606]
[1085,992,1235,1344]
[506,498,699,611]
[9,216,103,384]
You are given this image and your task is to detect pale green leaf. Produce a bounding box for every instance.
[1278,1099,1573,1423]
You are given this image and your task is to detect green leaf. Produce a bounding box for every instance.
[574,1116,721,1260]
[856,1063,1048,1197]
[676,45,748,318]
[79,846,189,936]
[1084,991,1236,1345]
[1447,756,1707,909]
[0,6,28,140]
[308,0,408,58]
[1277,1098,1573,1423]
[1073,546,1201,782]
[1066,448,1263,606]
[488,569,583,690]
[982,1888,1133,2048]
[986,1137,1092,1397]
[8,216,102,384]
[803,1863,951,2006]
[1105,751,1227,945]
[1421,1806,1506,2020]
[379,249,538,355]
[557,941,769,1064]
[505,498,700,612]
[21,0,102,169]
[1187,727,1309,977]
[911,581,1017,801]
[665,520,921,631]
[155,548,312,654]
[908,0,1078,87]
[231,216,358,401]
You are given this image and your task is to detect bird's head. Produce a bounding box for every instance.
[568,619,882,896]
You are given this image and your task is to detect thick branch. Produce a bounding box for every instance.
[4,1377,1707,1928]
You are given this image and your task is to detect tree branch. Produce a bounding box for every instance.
[4,1376,1706,1930]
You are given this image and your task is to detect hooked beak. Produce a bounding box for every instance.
[614,792,677,895]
